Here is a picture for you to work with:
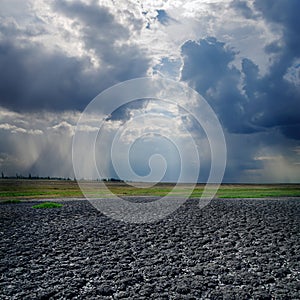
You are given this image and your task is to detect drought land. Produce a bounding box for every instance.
[1,196,300,298]
[1,179,300,298]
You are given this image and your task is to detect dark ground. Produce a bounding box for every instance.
[0,198,299,299]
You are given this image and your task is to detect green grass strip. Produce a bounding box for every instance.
[32,202,63,209]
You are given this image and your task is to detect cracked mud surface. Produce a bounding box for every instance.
[1,198,300,299]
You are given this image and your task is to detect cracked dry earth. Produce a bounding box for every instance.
[0,198,300,299]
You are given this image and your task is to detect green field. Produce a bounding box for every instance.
[1,179,300,201]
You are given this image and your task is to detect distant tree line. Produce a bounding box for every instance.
[1,172,72,181]
[1,172,124,182]
[102,178,124,182]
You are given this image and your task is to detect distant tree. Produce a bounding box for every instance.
[28,173,32,179]
[1,171,4,179]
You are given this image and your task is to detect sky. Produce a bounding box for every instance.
[0,0,300,183]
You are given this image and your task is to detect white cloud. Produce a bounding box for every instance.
[0,123,43,135]
[51,121,75,135]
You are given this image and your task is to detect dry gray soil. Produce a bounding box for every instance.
[0,198,299,299]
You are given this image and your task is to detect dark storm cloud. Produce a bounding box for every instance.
[0,38,98,112]
[181,37,256,134]
[0,0,149,112]
[242,56,300,130]
[251,0,300,139]
[254,0,300,54]
[181,0,300,142]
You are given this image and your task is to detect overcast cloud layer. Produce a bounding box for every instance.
[0,0,299,183]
